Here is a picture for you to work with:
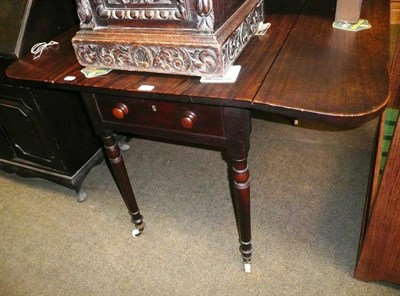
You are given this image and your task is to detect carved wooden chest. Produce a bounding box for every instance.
[72,0,264,77]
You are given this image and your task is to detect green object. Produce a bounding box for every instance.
[81,67,112,78]
[380,108,399,176]
[332,19,371,32]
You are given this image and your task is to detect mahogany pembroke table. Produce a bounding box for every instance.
[6,0,389,273]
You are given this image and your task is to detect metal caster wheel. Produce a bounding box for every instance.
[244,263,251,273]
[131,222,144,237]
[76,190,87,202]
[116,135,131,151]
[118,142,130,151]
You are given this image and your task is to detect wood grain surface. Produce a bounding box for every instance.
[355,112,400,283]
[6,0,389,125]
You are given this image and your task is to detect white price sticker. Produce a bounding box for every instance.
[200,65,241,84]
[138,85,155,91]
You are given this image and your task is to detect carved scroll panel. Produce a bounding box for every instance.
[73,0,263,77]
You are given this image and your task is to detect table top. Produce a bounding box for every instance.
[6,0,389,126]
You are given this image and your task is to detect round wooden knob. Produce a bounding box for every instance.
[180,111,197,129]
[112,103,129,119]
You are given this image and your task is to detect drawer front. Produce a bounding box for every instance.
[95,94,224,137]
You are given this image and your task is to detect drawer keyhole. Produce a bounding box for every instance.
[112,103,129,119]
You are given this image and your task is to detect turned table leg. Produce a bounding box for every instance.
[223,107,252,272]
[230,157,252,273]
[81,93,144,236]
[102,132,144,236]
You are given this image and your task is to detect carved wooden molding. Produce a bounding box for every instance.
[74,44,219,76]
[194,0,214,31]
[77,0,95,29]
[73,0,264,76]
[76,0,188,29]
[222,0,263,68]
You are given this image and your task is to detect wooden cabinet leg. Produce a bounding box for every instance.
[102,132,144,236]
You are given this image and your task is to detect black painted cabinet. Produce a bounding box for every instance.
[0,86,102,199]
[0,0,102,200]
[0,86,64,171]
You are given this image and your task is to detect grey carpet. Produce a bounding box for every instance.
[1,115,399,295]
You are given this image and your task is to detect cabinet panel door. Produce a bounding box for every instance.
[0,85,64,171]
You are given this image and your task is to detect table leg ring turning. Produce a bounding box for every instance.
[240,240,253,273]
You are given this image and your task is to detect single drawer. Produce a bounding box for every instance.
[94,94,225,137]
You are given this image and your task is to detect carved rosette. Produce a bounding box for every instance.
[74,43,219,76]
[221,0,263,69]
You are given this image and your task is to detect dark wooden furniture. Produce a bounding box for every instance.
[354,27,400,284]
[355,110,400,284]
[72,0,263,77]
[0,0,102,201]
[6,0,389,272]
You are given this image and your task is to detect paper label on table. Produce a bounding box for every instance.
[200,65,241,84]
[332,19,371,32]
[255,22,271,35]
[81,67,112,78]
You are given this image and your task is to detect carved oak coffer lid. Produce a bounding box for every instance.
[72,0,264,77]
